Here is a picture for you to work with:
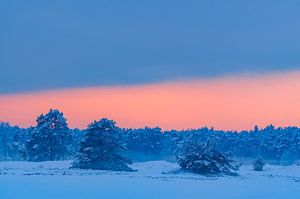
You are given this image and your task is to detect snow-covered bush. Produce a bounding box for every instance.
[177,140,239,175]
[72,118,133,171]
[253,158,265,171]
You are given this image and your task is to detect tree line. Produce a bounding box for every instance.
[1,109,300,174]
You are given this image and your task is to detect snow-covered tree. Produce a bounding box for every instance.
[253,158,265,171]
[25,109,71,161]
[72,118,133,171]
[177,139,239,175]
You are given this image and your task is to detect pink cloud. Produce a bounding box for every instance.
[1,71,300,130]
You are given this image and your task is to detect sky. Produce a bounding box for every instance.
[1,1,300,130]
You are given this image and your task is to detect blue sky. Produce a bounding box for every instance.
[1,0,300,93]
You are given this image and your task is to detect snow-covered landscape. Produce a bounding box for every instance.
[1,160,300,199]
[2,111,300,198]
[3,1,300,198]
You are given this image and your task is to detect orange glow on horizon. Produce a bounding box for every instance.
[1,71,300,131]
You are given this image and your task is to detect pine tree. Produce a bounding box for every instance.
[72,118,133,171]
[26,109,71,161]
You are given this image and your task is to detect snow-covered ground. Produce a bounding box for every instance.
[0,161,299,199]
